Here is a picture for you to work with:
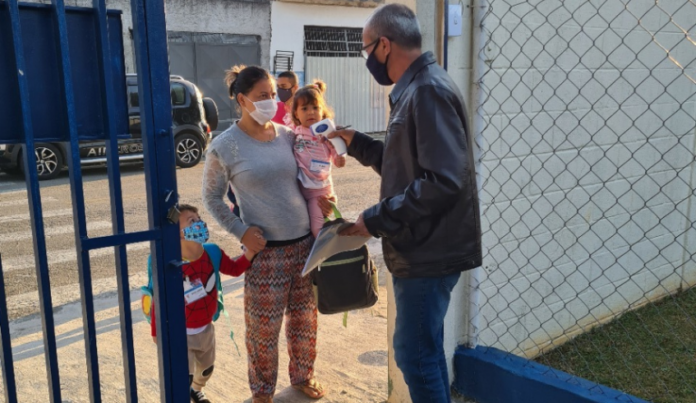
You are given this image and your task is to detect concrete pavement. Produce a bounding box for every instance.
[0,159,390,402]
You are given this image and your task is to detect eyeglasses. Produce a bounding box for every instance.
[361,38,380,59]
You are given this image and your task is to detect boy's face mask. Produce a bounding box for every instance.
[278,88,293,103]
[182,220,210,244]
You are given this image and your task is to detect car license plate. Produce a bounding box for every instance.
[86,143,143,157]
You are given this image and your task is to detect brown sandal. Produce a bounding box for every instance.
[292,379,326,399]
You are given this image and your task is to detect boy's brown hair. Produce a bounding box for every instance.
[291,79,334,126]
[177,204,199,215]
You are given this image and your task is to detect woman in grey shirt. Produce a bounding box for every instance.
[202,65,325,403]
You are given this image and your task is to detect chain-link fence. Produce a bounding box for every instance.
[472,0,696,402]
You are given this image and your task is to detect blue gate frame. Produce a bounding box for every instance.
[0,0,190,400]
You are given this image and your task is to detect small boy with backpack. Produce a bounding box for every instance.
[141,204,260,403]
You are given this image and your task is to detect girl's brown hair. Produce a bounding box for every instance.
[291,79,334,126]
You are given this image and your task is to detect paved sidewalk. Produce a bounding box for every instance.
[2,244,389,403]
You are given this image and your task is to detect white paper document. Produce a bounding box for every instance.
[301,221,371,277]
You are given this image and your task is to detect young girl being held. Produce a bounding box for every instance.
[291,80,346,237]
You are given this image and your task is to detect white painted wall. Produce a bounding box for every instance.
[388,0,696,401]
[473,0,696,357]
[270,1,375,73]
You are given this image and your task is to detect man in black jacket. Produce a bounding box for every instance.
[329,4,481,402]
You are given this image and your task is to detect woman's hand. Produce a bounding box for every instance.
[334,155,346,168]
[318,195,337,218]
[241,226,267,254]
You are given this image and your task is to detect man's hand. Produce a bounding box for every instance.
[152,336,157,344]
[241,226,266,254]
[339,213,371,237]
[318,195,337,217]
[327,129,356,147]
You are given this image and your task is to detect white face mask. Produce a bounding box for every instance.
[244,97,278,125]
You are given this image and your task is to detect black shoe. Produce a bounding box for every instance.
[190,388,211,403]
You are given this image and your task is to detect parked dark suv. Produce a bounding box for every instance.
[0,75,218,180]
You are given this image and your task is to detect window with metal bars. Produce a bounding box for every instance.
[304,26,363,57]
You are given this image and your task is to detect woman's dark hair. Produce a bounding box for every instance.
[291,80,333,126]
[224,65,274,101]
[277,71,298,87]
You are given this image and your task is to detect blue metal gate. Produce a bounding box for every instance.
[0,0,190,400]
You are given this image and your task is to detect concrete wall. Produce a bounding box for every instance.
[55,0,272,75]
[164,0,271,69]
[269,1,375,74]
[474,0,696,357]
[276,0,382,6]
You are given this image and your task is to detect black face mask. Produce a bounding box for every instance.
[278,88,293,103]
[366,43,393,86]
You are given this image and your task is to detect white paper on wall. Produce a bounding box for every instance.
[448,4,463,37]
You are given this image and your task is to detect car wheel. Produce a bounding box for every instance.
[202,97,219,131]
[21,144,63,180]
[175,134,203,168]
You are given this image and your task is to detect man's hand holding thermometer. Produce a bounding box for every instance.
[311,120,370,238]
[311,118,356,152]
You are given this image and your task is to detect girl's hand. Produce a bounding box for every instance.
[241,226,266,254]
[152,337,157,344]
[335,155,346,168]
[318,195,337,217]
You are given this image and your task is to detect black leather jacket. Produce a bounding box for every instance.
[349,52,482,278]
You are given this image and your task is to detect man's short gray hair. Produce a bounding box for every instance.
[365,4,422,50]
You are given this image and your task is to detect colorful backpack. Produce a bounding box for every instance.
[140,244,239,353]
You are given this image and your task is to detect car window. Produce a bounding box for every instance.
[129,83,186,107]
[128,86,139,108]
[171,83,187,106]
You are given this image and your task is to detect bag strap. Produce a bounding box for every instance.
[221,307,241,356]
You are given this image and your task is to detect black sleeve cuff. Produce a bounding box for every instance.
[347,131,370,157]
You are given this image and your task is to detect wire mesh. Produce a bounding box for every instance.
[473,0,696,402]
[304,26,363,57]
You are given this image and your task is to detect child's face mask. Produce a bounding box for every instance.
[182,220,210,244]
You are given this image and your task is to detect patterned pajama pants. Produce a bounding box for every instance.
[244,236,317,398]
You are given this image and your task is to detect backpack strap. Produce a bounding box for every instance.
[140,255,154,324]
[146,255,153,290]
[202,243,223,320]
[202,243,222,274]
